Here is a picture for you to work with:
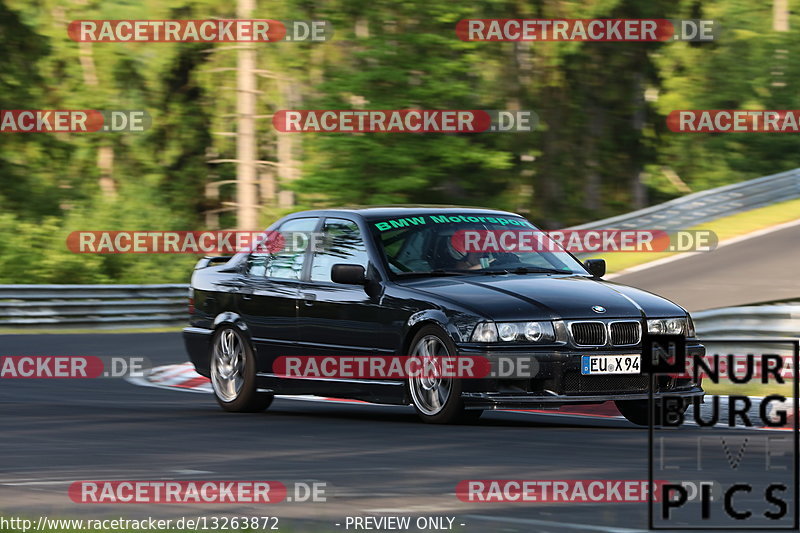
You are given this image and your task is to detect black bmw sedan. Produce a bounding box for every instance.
[183,207,704,424]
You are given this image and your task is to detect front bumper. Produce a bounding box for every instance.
[456,341,705,410]
[461,387,705,410]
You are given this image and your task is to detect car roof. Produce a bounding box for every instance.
[284,205,525,221]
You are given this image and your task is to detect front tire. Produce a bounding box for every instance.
[615,398,687,426]
[210,326,273,412]
[407,325,482,424]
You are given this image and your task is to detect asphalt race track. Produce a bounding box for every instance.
[613,223,800,311]
[0,333,795,533]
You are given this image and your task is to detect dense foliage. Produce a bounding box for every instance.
[0,0,797,283]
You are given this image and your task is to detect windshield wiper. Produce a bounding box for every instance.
[395,269,474,277]
[396,267,574,277]
[481,266,573,275]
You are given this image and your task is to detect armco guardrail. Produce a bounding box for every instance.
[694,305,800,339]
[0,285,796,335]
[0,284,189,329]
[571,168,800,231]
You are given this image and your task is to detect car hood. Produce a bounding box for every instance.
[399,274,687,321]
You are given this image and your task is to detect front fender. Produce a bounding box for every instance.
[405,309,476,348]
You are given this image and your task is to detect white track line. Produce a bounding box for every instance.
[607,217,800,279]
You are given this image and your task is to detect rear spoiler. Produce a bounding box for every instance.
[194,256,232,270]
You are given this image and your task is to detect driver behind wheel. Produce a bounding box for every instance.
[437,232,489,270]
[455,251,490,270]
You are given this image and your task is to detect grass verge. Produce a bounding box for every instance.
[600,197,800,274]
[700,380,794,397]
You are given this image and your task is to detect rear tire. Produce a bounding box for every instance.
[407,325,482,424]
[210,326,273,412]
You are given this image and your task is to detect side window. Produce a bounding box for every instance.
[246,253,268,277]
[265,217,319,280]
[244,218,318,280]
[310,218,369,282]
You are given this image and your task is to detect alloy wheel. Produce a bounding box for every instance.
[211,328,245,402]
[409,334,454,415]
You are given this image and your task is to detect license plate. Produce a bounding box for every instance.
[581,354,640,375]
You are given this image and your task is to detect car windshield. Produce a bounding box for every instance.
[370,213,589,276]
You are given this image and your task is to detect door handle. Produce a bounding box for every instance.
[241,294,253,301]
[302,292,317,306]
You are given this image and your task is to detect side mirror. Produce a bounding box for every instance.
[584,259,606,278]
[331,264,367,285]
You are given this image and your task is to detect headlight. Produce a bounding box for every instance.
[471,322,498,342]
[686,315,696,337]
[497,323,518,341]
[647,317,690,336]
[471,321,555,343]
[524,321,544,341]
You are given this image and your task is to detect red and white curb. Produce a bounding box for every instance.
[127,362,397,406]
[126,362,793,429]
[139,362,212,393]
[127,362,626,416]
